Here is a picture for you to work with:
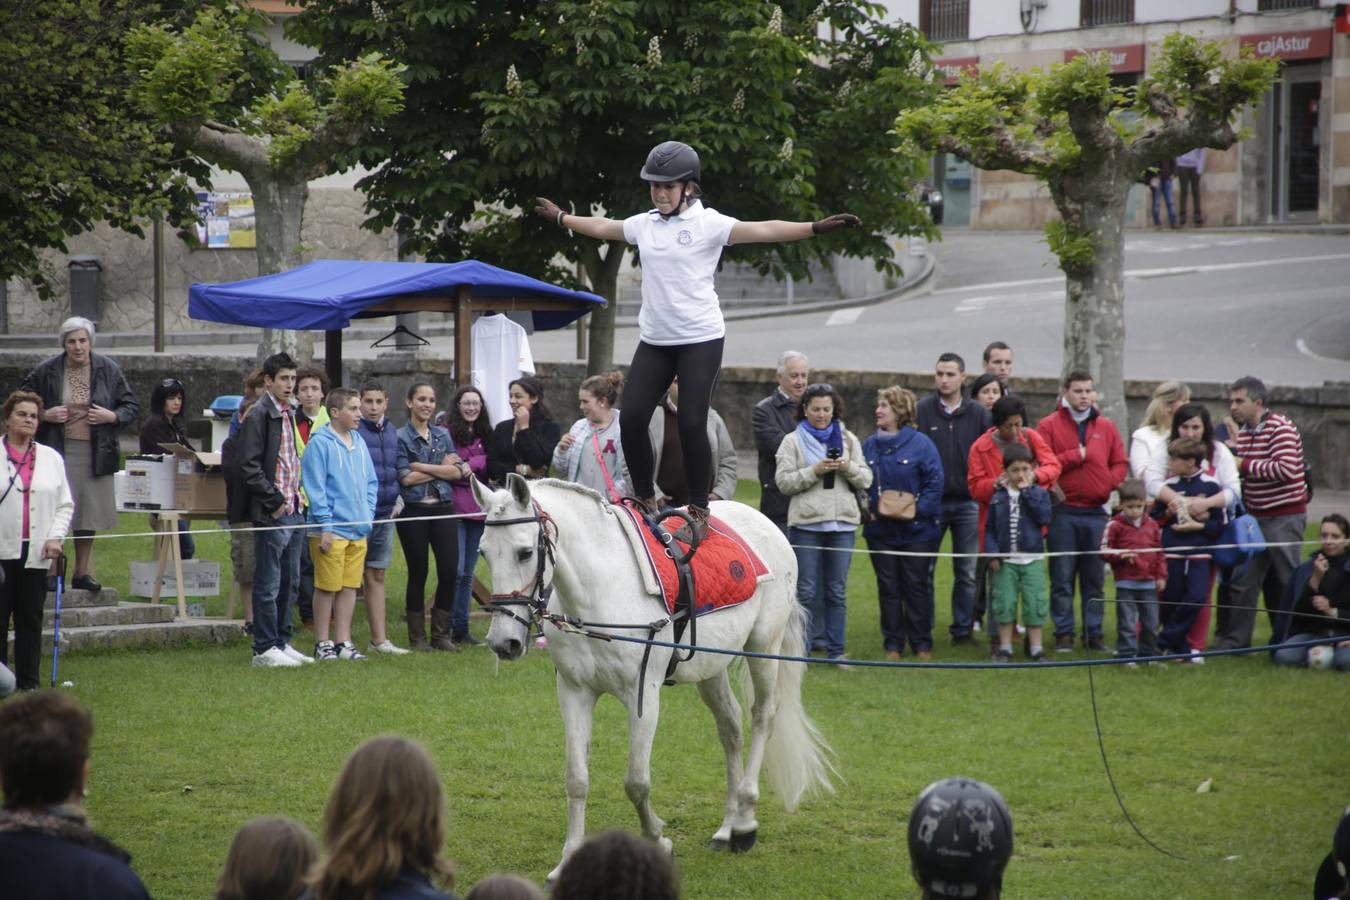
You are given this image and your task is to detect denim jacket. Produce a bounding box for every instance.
[397,422,455,505]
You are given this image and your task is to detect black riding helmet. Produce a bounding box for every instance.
[908,777,1014,898]
[640,140,700,184]
[641,141,700,219]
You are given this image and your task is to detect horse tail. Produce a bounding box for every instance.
[761,599,837,812]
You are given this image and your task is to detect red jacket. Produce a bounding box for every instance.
[967,427,1062,540]
[1100,513,1166,583]
[1035,405,1128,508]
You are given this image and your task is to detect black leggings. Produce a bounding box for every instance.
[0,549,48,691]
[396,502,459,613]
[621,337,724,509]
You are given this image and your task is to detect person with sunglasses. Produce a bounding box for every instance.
[775,383,871,664]
[139,377,195,560]
[534,141,860,541]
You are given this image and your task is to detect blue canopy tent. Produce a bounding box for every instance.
[188,259,606,385]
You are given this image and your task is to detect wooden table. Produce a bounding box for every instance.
[150,510,226,619]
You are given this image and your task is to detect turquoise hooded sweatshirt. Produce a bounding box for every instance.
[301,423,378,540]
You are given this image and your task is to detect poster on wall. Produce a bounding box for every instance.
[194,192,257,249]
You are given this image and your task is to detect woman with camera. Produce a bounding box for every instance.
[775,383,870,665]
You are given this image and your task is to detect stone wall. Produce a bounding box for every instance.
[2,350,1346,490]
[2,187,398,335]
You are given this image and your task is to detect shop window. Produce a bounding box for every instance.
[921,0,970,42]
[1080,0,1134,27]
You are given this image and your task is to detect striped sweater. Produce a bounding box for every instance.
[1233,411,1307,518]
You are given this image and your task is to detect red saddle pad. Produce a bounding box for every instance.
[617,506,769,616]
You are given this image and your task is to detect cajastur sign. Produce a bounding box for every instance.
[1064,45,1145,74]
[1239,28,1332,62]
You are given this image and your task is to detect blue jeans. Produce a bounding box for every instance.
[1272,633,1350,670]
[295,536,315,625]
[1115,586,1159,657]
[934,498,979,637]
[1048,508,1107,641]
[252,511,305,655]
[791,527,854,659]
[453,519,485,637]
[870,539,937,653]
[1150,178,1176,226]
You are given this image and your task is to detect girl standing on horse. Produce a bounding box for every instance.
[535,140,859,540]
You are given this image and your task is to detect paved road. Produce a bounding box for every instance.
[525,230,1350,385]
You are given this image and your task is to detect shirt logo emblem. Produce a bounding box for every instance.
[677,229,693,246]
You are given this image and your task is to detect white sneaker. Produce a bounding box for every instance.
[369,639,411,655]
[315,640,339,661]
[252,647,301,668]
[1189,650,1205,666]
[283,643,316,665]
[337,641,368,661]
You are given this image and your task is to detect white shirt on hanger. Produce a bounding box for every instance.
[471,313,535,427]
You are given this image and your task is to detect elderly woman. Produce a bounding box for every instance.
[776,383,872,664]
[0,391,74,691]
[863,387,944,660]
[21,317,137,593]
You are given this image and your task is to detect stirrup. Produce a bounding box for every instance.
[672,505,710,546]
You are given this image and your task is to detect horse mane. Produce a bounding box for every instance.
[530,478,616,514]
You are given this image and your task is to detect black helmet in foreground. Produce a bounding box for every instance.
[640,141,700,184]
[908,777,1014,898]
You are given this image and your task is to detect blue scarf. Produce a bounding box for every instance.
[795,419,843,466]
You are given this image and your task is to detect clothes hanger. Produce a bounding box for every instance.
[370,323,431,349]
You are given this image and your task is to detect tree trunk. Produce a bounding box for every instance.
[251,175,311,364]
[1059,176,1130,431]
[583,240,626,375]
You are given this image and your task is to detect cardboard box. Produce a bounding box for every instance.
[129,560,221,598]
[117,456,177,509]
[160,443,227,515]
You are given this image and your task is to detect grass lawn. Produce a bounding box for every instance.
[42,483,1347,899]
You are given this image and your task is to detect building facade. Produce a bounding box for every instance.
[881,0,1350,228]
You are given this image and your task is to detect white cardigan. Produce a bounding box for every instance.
[0,442,75,568]
[774,427,872,527]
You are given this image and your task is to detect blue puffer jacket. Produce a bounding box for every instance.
[984,484,1053,555]
[358,416,401,517]
[862,426,944,546]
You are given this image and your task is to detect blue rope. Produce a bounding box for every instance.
[582,632,1341,670]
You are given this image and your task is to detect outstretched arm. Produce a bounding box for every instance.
[534,197,625,241]
[730,214,859,245]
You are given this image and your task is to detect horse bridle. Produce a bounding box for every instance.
[479,501,558,630]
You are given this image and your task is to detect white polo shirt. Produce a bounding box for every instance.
[622,200,738,346]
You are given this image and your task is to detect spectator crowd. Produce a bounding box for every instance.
[2,318,1346,686]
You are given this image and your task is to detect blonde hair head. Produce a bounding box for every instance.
[877,385,917,429]
[1141,380,1190,433]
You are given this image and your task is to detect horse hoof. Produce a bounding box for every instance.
[730,829,757,853]
[708,838,730,852]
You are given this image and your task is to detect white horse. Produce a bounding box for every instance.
[471,475,835,881]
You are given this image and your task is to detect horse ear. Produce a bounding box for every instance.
[469,472,492,512]
[506,472,532,509]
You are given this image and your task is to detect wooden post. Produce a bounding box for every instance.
[453,285,474,387]
[325,330,343,389]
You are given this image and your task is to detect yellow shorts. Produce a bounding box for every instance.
[310,536,368,592]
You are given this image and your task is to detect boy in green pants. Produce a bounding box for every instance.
[985,445,1053,661]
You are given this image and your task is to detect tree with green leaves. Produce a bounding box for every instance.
[0,1,198,301]
[291,0,937,373]
[125,4,406,359]
[896,34,1279,428]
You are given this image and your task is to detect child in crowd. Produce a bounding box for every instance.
[1151,438,1227,661]
[464,874,545,900]
[551,830,679,900]
[984,445,1052,662]
[301,388,378,662]
[215,816,318,900]
[308,736,457,900]
[356,381,409,655]
[1101,479,1166,663]
[293,366,331,632]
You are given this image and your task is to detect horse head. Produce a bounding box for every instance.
[473,473,552,661]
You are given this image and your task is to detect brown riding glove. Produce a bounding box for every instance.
[811,213,861,234]
[534,197,566,227]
